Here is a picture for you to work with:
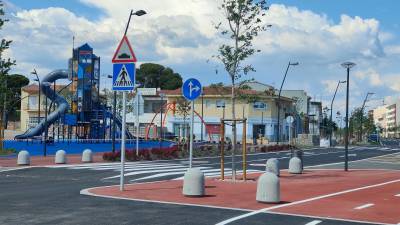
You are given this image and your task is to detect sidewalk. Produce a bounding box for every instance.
[83,169,400,225]
[0,153,106,167]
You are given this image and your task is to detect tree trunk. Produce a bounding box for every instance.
[231,78,236,181]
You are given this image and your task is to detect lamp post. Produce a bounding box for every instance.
[341,61,356,171]
[330,80,346,147]
[360,92,374,142]
[120,9,147,192]
[32,69,41,129]
[159,93,165,150]
[277,61,299,144]
[107,75,117,153]
[42,82,51,157]
[201,90,204,142]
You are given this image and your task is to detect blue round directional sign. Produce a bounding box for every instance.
[182,78,202,101]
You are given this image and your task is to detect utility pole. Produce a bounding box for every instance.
[330,80,346,146]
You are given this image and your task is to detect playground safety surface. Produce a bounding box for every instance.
[83,169,400,225]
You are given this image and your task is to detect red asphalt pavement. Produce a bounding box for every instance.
[86,170,400,224]
[0,153,106,167]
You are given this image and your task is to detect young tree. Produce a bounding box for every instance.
[214,0,269,178]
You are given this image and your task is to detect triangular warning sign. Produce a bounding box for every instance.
[112,36,137,63]
[113,64,134,87]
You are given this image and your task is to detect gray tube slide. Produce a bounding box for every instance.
[15,70,70,139]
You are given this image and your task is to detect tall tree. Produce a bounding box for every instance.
[136,63,183,90]
[349,107,376,142]
[0,1,17,129]
[214,0,269,178]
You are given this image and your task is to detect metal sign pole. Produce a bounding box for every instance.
[189,100,194,168]
[120,91,127,191]
[136,92,140,156]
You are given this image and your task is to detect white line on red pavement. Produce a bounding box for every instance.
[395,194,400,197]
[215,178,400,225]
[354,203,374,210]
[305,220,322,225]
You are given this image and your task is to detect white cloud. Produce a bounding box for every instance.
[354,69,383,86]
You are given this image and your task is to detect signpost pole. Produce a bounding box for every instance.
[136,91,140,156]
[189,100,194,168]
[120,91,127,191]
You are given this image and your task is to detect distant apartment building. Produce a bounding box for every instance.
[308,101,322,136]
[371,102,399,138]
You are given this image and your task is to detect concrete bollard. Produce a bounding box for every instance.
[182,168,205,197]
[288,157,302,174]
[55,150,67,164]
[265,158,280,176]
[256,172,280,203]
[81,149,93,163]
[17,150,30,166]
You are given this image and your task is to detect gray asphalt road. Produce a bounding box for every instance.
[0,142,399,225]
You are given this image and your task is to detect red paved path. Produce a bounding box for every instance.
[87,170,400,224]
[0,153,106,167]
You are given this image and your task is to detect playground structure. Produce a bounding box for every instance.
[220,118,247,181]
[15,43,133,142]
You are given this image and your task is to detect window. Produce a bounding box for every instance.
[216,100,225,108]
[253,101,267,110]
[28,96,38,110]
[205,100,212,108]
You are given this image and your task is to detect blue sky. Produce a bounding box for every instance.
[3,0,400,114]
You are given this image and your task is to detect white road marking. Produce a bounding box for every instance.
[395,193,400,197]
[339,153,357,158]
[354,203,374,210]
[305,220,322,225]
[103,167,209,180]
[215,178,400,225]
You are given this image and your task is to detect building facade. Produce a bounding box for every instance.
[372,102,400,138]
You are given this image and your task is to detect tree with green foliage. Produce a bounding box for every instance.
[349,107,376,142]
[136,63,183,90]
[214,0,269,178]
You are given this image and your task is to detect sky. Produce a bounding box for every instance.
[2,0,400,117]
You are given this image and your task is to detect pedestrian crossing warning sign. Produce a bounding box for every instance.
[112,63,135,91]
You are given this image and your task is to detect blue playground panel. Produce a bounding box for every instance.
[4,140,175,156]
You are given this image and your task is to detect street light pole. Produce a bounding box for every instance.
[360,92,374,142]
[330,80,346,147]
[341,62,356,171]
[277,61,299,144]
[32,70,41,130]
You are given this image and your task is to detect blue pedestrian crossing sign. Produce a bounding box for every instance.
[113,63,135,91]
[182,78,202,101]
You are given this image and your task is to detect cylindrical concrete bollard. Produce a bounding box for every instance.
[294,150,304,170]
[17,150,30,166]
[256,172,280,203]
[288,156,302,174]
[55,150,67,164]
[81,149,93,163]
[182,168,205,196]
[265,158,280,176]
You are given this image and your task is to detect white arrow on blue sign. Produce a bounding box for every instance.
[113,63,135,91]
[182,78,202,101]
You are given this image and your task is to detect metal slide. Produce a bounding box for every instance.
[15,70,70,139]
[104,109,134,139]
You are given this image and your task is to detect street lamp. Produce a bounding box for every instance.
[107,74,117,153]
[341,61,356,171]
[159,93,166,150]
[42,82,51,157]
[31,69,41,128]
[277,61,299,144]
[329,80,346,147]
[124,10,147,36]
[360,92,374,142]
